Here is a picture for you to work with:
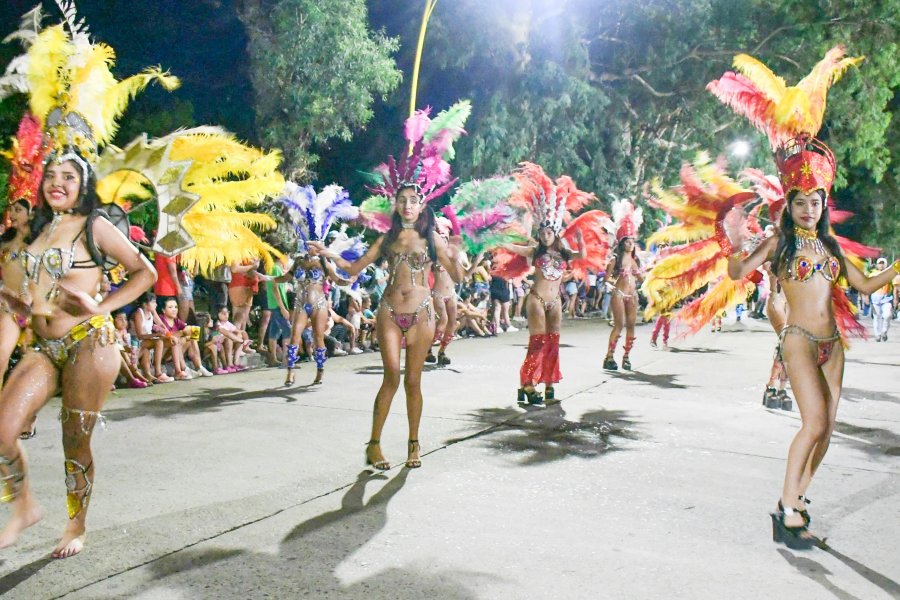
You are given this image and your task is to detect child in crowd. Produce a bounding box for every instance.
[113,311,151,388]
[158,298,212,377]
[213,306,247,372]
[132,292,172,383]
[359,295,377,351]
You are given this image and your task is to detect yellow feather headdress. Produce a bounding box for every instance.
[24,20,179,180]
[707,46,863,150]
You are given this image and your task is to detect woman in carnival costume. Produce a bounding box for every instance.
[709,46,899,548]
[274,183,360,386]
[314,102,469,469]
[494,163,610,405]
[0,114,45,396]
[427,177,522,366]
[0,17,171,557]
[0,6,284,557]
[602,200,644,371]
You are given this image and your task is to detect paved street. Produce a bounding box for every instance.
[1,316,898,599]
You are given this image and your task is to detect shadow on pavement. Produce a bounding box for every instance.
[105,385,312,421]
[446,404,640,466]
[667,347,727,354]
[777,545,900,600]
[607,370,688,390]
[123,469,485,598]
[834,421,900,457]
[776,548,862,600]
[841,387,900,405]
[0,556,53,594]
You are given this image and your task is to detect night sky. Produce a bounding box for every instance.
[0,0,429,189]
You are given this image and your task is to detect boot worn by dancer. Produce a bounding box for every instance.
[621,336,636,370]
[284,344,299,386]
[406,440,422,468]
[604,335,620,370]
[425,350,437,364]
[312,347,326,385]
[365,440,389,471]
[544,387,555,402]
[437,351,451,365]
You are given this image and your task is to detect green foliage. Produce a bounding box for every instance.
[398,0,899,248]
[238,0,402,178]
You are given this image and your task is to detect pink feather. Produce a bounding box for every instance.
[404,108,432,145]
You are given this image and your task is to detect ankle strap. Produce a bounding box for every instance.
[366,440,380,445]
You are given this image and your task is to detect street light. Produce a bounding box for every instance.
[730,140,751,159]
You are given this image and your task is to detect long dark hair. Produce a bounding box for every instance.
[27,159,99,243]
[380,185,437,262]
[612,237,640,276]
[772,189,845,277]
[0,199,32,243]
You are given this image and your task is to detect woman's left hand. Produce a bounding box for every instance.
[56,283,102,317]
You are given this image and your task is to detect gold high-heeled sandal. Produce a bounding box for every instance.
[365,440,390,470]
[405,439,422,469]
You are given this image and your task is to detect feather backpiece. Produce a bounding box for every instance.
[707,46,863,148]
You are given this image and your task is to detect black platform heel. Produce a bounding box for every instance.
[525,388,544,406]
[771,503,815,550]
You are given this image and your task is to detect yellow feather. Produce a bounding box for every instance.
[26,26,71,122]
[733,53,786,102]
[95,169,154,205]
[796,47,863,135]
[96,67,180,145]
[772,87,812,135]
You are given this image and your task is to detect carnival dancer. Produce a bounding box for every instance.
[0,115,45,396]
[494,163,609,405]
[427,177,522,366]
[0,5,285,557]
[0,19,171,555]
[762,264,791,410]
[649,309,671,350]
[426,215,460,365]
[603,200,644,370]
[322,102,469,469]
[709,46,899,548]
[275,183,360,386]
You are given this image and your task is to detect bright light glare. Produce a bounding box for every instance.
[731,140,751,158]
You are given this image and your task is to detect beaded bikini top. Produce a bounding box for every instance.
[535,253,566,281]
[387,249,429,287]
[784,255,840,284]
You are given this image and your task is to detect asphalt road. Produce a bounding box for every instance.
[1,315,898,599]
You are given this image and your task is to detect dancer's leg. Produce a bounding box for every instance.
[52,341,119,558]
[0,353,58,548]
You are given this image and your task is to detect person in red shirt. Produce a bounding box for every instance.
[153,253,180,308]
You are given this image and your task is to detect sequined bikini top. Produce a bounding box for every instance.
[784,255,840,284]
[18,230,98,302]
[535,253,565,281]
[387,249,429,287]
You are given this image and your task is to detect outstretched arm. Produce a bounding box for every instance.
[565,230,586,260]
[309,237,383,277]
[501,243,535,258]
[844,260,899,295]
[727,236,776,280]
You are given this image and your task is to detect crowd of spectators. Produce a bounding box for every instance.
[105,250,630,391]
